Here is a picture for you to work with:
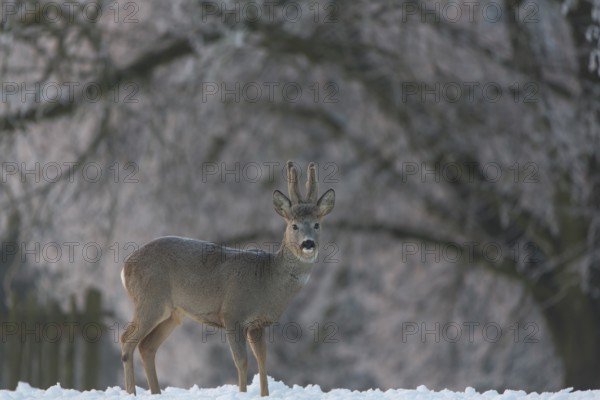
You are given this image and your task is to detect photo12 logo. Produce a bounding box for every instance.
[402,321,540,344]
[0,241,141,266]
[399,161,539,184]
[200,1,339,24]
[0,240,340,267]
[1,81,139,104]
[200,161,340,183]
[400,240,543,266]
[401,1,539,24]
[0,1,139,25]
[201,81,339,104]
[1,162,139,184]
[401,81,539,104]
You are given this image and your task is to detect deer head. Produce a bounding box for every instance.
[273,161,335,262]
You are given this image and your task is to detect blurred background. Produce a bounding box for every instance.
[1,0,600,393]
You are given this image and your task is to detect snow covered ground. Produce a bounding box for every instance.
[1,377,598,400]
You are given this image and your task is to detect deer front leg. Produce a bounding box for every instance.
[139,316,179,394]
[226,325,248,392]
[248,327,269,396]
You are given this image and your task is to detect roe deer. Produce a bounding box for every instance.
[120,161,335,396]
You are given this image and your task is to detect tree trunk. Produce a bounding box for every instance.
[531,284,600,389]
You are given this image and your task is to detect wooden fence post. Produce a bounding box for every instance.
[83,288,102,390]
[62,295,77,389]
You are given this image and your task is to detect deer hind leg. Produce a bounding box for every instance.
[248,327,269,397]
[121,307,169,395]
[225,323,248,392]
[139,314,180,394]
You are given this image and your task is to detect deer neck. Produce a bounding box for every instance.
[274,239,314,289]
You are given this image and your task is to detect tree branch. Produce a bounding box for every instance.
[0,35,196,131]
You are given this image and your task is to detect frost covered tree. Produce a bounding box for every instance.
[1,0,599,391]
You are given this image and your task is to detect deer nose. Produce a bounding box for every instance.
[301,240,315,250]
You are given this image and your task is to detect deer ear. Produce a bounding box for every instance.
[317,189,335,217]
[273,190,292,218]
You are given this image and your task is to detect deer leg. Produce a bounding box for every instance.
[121,323,138,395]
[226,324,248,392]
[248,327,269,397]
[139,316,179,394]
[121,309,168,395]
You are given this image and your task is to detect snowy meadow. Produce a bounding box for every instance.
[1,378,599,400]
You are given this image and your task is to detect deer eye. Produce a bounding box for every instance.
[314,223,320,229]
[292,224,299,231]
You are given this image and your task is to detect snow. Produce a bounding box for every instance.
[1,377,598,400]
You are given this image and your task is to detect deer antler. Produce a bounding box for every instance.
[287,161,302,204]
[306,162,318,203]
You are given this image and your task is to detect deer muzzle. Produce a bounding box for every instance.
[301,239,316,254]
